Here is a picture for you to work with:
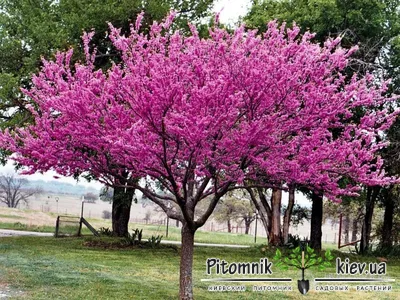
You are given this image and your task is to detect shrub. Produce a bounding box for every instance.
[13,222,28,229]
[285,234,302,248]
[148,235,163,248]
[102,210,111,219]
[99,227,113,236]
[121,228,143,246]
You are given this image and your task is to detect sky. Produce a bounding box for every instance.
[213,0,252,25]
[0,0,312,207]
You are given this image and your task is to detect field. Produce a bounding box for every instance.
[0,193,345,244]
[0,205,388,299]
[0,236,398,299]
[0,218,257,246]
[0,206,347,250]
[0,214,337,248]
[0,191,345,244]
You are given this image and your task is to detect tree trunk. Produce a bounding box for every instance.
[360,186,380,254]
[227,219,231,233]
[310,191,323,251]
[344,213,350,244]
[269,188,282,246]
[180,223,195,300]
[282,186,295,245]
[351,217,359,242]
[381,189,394,249]
[258,188,272,236]
[112,185,134,237]
[257,210,269,238]
[247,188,270,239]
[245,218,251,234]
[176,219,180,227]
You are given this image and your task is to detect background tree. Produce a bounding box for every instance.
[235,197,256,235]
[0,174,41,208]
[144,210,152,224]
[245,0,400,252]
[246,186,285,246]
[288,204,310,228]
[0,0,214,237]
[102,210,112,220]
[214,191,255,234]
[99,186,113,204]
[376,189,400,250]
[323,196,364,244]
[376,186,397,250]
[214,196,237,233]
[282,186,295,244]
[245,0,400,70]
[246,187,271,240]
[376,112,400,251]
[0,0,214,128]
[83,192,97,203]
[247,185,302,246]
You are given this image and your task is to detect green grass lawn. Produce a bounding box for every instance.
[129,223,259,245]
[0,221,56,233]
[0,236,398,299]
[0,220,261,245]
[0,219,341,257]
[0,221,93,235]
[0,214,24,219]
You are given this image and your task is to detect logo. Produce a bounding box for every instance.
[273,241,334,294]
[203,242,395,296]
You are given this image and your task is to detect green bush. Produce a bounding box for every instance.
[148,235,163,248]
[121,228,143,246]
[99,227,113,236]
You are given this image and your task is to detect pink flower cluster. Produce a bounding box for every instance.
[1,14,397,201]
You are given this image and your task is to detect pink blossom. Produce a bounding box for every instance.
[0,17,398,204]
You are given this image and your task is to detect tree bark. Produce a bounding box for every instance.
[381,189,394,249]
[269,188,282,246]
[247,187,270,239]
[245,224,250,234]
[351,216,359,242]
[258,188,272,236]
[360,186,380,254]
[227,219,231,233]
[282,186,295,244]
[310,191,323,251]
[256,210,269,238]
[112,185,134,237]
[179,223,195,300]
[244,218,251,234]
[344,213,350,244]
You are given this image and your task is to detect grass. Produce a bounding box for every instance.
[0,236,398,299]
[0,214,24,219]
[0,221,93,235]
[0,219,341,249]
[0,207,339,247]
[130,223,259,245]
[0,219,261,245]
[129,223,338,250]
[0,221,55,233]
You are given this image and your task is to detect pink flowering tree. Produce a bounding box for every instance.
[1,13,397,299]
